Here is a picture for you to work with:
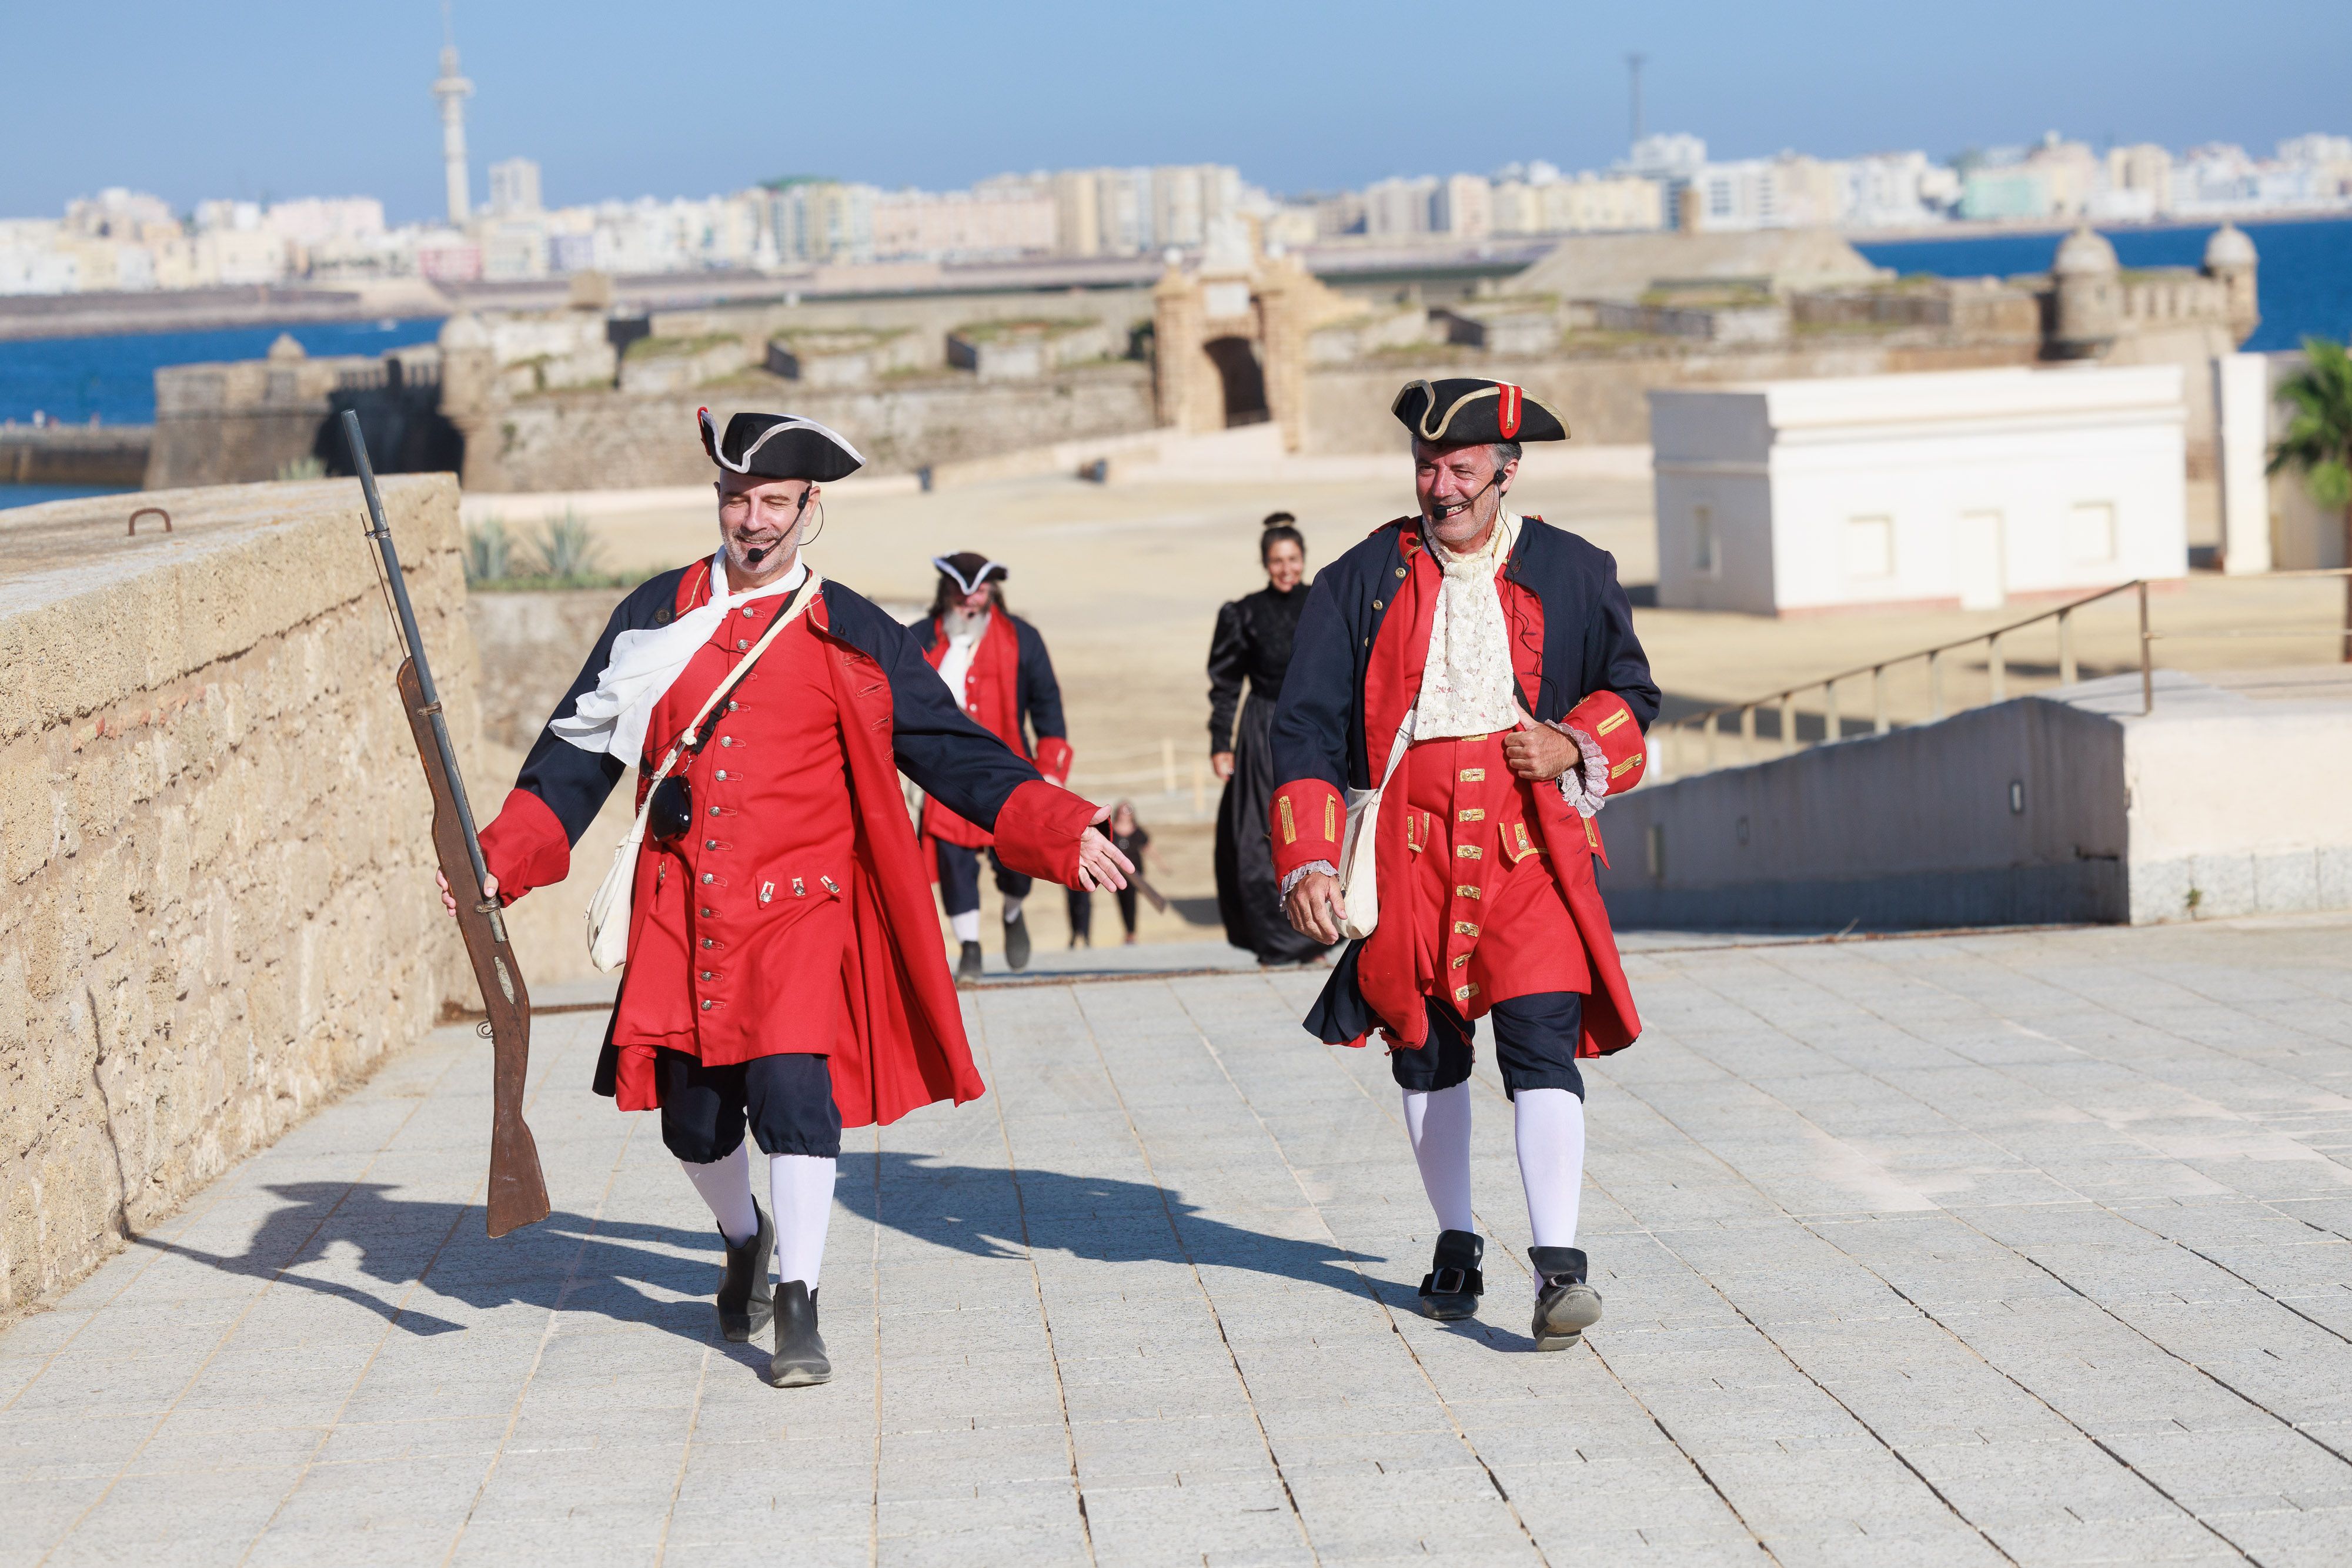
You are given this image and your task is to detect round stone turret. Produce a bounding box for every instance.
[2050,225,2121,357]
[2203,222,2260,341]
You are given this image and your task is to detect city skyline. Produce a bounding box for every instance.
[1,0,2347,223]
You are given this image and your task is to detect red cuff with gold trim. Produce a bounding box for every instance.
[1034,735,1074,788]
[990,778,1100,887]
[1567,691,1646,796]
[1269,777,1345,882]
[477,788,570,905]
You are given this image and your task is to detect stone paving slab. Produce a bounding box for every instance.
[7,913,2352,1566]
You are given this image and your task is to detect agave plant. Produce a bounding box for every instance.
[465,517,513,586]
[534,508,605,581]
[275,454,327,482]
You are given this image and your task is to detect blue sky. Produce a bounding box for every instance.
[4,1,2346,222]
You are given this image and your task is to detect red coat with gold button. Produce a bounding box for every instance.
[477,561,1101,1127]
[1267,515,1660,1058]
[910,608,1073,850]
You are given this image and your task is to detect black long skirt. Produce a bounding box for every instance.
[1215,693,1332,965]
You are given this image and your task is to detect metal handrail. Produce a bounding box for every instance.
[1657,568,2352,780]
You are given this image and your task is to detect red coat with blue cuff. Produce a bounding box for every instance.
[477,563,1098,1126]
[1268,515,1659,1057]
[910,609,1073,849]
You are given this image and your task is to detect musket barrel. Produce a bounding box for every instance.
[342,410,492,891]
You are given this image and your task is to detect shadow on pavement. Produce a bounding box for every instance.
[133,1154,1379,1340]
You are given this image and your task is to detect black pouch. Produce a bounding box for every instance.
[650,774,693,842]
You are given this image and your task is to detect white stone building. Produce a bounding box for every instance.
[1650,366,2188,616]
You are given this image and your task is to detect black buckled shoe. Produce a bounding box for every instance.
[1416,1229,1485,1321]
[1530,1246,1603,1351]
[1004,910,1032,971]
[715,1205,774,1343]
[768,1281,831,1387]
[955,940,984,989]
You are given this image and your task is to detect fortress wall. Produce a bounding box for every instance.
[467,362,1155,492]
[1301,339,2040,453]
[0,477,479,1315]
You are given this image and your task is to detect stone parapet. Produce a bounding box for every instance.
[0,476,477,1314]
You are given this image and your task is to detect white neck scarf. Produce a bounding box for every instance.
[552,551,808,764]
[1413,511,1521,739]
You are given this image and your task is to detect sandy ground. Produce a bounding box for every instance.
[473,456,2348,977]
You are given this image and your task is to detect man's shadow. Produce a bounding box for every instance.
[135,1152,1381,1343]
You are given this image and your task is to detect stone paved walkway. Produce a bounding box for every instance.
[8,915,2352,1567]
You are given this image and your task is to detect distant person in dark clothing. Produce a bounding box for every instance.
[1208,516,1333,967]
[1070,800,1161,945]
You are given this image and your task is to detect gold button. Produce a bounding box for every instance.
[1459,768,1485,782]
[1373,599,1383,609]
[1455,983,1479,1002]
[1453,921,1479,936]
[1456,845,1482,860]
[1458,808,1484,821]
[1395,566,1407,579]
[1452,955,1468,968]
[1455,885,1481,900]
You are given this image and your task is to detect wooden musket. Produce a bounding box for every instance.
[344,411,550,1238]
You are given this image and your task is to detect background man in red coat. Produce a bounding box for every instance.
[911,554,1074,985]
[1269,378,1658,1354]
[443,410,1130,1388]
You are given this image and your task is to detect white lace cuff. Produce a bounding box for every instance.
[1547,721,1610,819]
[1279,861,1339,900]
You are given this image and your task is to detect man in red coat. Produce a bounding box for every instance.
[1269,378,1658,1353]
[444,409,1131,1387]
[911,553,1073,985]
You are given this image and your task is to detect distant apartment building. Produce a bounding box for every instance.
[1364,176,1439,237]
[487,158,543,216]
[1432,173,1492,239]
[872,178,1056,262]
[766,180,877,266]
[1491,170,1663,235]
[1838,152,1945,229]
[2093,144,2174,221]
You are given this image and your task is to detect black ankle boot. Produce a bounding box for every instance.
[1416,1229,1485,1321]
[715,1206,774,1343]
[1529,1246,1602,1351]
[769,1281,831,1387]
[955,941,984,988]
[1004,910,1031,971]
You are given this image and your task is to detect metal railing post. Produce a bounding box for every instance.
[1929,648,1945,720]
[1989,631,2006,703]
[1873,665,1889,735]
[1779,694,1796,756]
[2058,608,2076,686]
[2139,580,2153,714]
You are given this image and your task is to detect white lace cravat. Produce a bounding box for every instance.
[1413,512,1521,738]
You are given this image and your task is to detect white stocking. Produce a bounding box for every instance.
[1400,1083,1475,1233]
[950,910,981,944]
[679,1143,758,1247]
[1001,894,1025,924]
[769,1154,837,1289]
[1514,1088,1586,1254]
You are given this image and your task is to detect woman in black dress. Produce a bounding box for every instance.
[1208,516,1331,966]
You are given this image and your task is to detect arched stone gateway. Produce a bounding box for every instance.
[1150,217,1345,451]
[1204,336,1269,427]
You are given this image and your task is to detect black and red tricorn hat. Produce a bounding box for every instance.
[698,407,865,482]
[1391,378,1569,445]
[931,551,1008,594]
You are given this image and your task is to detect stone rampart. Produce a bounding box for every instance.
[0,477,479,1314]
[468,363,1155,492]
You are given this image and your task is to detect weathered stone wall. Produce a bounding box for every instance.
[0,476,479,1314]
[464,364,1155,492]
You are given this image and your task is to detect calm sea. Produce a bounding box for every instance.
[1854,215,2352,353]
[0,316,445,428]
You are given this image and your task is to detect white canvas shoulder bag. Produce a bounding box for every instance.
[1332,713,1411,942]
[586,571,822,972]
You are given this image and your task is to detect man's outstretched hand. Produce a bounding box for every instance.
[1076,805,1135,892]
[436,867,497,917]
[1285,870,1344,944]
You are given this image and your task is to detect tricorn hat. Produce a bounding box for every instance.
[1391,378,1569,445]
[931,552,1008,594]
[698,407,865,482]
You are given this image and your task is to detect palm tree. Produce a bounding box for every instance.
[2268,337,2352,661]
